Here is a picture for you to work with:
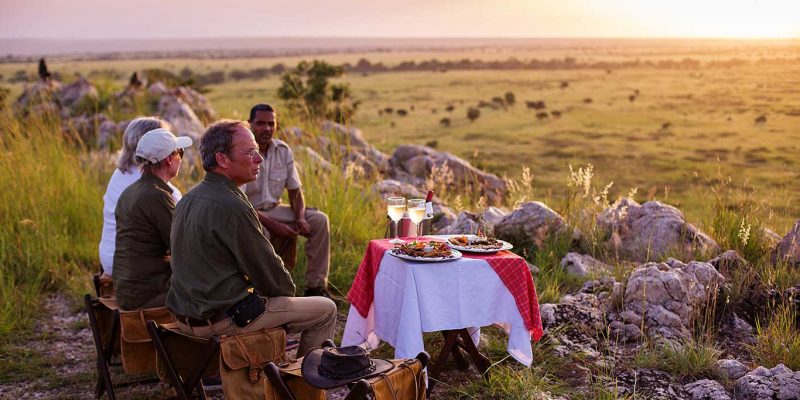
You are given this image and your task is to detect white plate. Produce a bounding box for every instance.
[446,236,513,253]
[388,248,462,262]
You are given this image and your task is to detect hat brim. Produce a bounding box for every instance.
[301,347,395,389]
[175,136,193,149]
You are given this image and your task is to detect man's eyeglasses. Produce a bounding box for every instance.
[173,148,185,159]
[231,148,262,160]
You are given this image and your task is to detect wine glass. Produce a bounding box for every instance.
[387,197,406,244]
[407,199,425,237]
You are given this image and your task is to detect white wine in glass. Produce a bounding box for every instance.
[387,197,406,244]
[407,199,425,237]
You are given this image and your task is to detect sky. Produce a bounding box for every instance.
[1,0,798,39]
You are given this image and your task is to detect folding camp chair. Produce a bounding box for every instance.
[264,351,430,400]
[84,293,160,400]
[145,320,220,400]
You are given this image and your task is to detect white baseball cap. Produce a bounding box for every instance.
[135,128,193,164]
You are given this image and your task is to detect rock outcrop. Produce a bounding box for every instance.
[387,144,507,205]
[773,220,800,266]
[734,364,800,400]
[597,199,720,262]
[715,359,749,380]
[494,201,573,251]
[683,379,731,400]
[59,76,99,115]
[622,258,725,342]
[438,207,506,235]
[561,253,612,277]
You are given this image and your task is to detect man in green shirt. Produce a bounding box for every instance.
[166,119,336,357]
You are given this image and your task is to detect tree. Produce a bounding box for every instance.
[277,60,358,123]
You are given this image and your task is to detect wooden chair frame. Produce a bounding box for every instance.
[145,320,220,400]
[84,293,159,400]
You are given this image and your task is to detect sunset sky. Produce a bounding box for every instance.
[1,0,798,39]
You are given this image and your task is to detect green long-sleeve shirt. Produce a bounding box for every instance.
[113,174,175,310]
[166,172,295,319]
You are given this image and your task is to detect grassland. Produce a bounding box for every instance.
[6,47,797,231]
[1,41,799,398]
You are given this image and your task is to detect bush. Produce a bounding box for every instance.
[750,302,800,370]
[467,107,480,122]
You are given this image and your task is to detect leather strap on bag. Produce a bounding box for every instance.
[232,334,261,384]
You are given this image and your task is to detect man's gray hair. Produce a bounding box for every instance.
[117,116,172,173]
[200,119,249,171]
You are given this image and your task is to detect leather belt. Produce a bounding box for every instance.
[176,311,229,327]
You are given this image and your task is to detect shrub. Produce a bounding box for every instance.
[634,340,722,380]
[505,91,516,105]
[467,107,480,122]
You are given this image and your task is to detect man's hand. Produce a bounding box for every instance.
[272,221,299,238]
[296,217,311,236]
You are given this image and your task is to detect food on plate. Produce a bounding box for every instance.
[394,241,453,258]
[448,235,504,250]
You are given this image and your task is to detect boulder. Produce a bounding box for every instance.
[387,144,507,205]
[561,252,612,277]
[293,146,332,174]
[709,250,748,278]
[157,94,205,141]
[373,179,427,200]
[320,122,390,173]
[623,258,725,342]
[58,76,99,115]
[173,86,216,123]
[715,359,749,380]
[578,276,623,312]
[16,79,62,112]
[539,293,605,361]
[494,201,572,251]
[438,207,507,235]
[147,81,168,97]
[733,364,800,400]
[683,379,731,400]
[773,220,800,266]
[597,198,720,262]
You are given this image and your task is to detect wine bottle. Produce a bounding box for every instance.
[425,190,434,218]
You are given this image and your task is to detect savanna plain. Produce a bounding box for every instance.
[1,40,799,399]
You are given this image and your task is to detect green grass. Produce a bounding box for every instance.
[634,339,722,381]
[0,111,106,338]
[750,302,800,370]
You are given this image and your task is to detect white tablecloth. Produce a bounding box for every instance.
[342,249,533,367]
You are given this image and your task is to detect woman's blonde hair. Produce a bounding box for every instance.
[117,116,172,173]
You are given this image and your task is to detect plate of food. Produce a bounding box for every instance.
[388,240,462,262]
[447,235,513,253]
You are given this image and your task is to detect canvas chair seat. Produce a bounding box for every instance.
[85,294,161,400]
[119,306,175,374]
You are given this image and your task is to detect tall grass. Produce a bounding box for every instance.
[750,302,800,370]
[0,111,106,337]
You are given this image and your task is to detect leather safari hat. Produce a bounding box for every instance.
[301,345,394,389]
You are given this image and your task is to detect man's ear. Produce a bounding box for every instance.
[215,152,229,170]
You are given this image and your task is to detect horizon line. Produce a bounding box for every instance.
[3,35,799,41]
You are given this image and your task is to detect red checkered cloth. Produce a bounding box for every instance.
[347,238,543,341]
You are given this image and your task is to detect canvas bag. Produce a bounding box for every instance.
[118,307,176,373]
[364,358,427,400]
[220,328,323,400]
[277,358,328,400]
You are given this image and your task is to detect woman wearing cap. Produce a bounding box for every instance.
[98,117,182,279]
[112,127,192,310]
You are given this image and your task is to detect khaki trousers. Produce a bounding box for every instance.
[176,296,337,358]
[261,205,330,289]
